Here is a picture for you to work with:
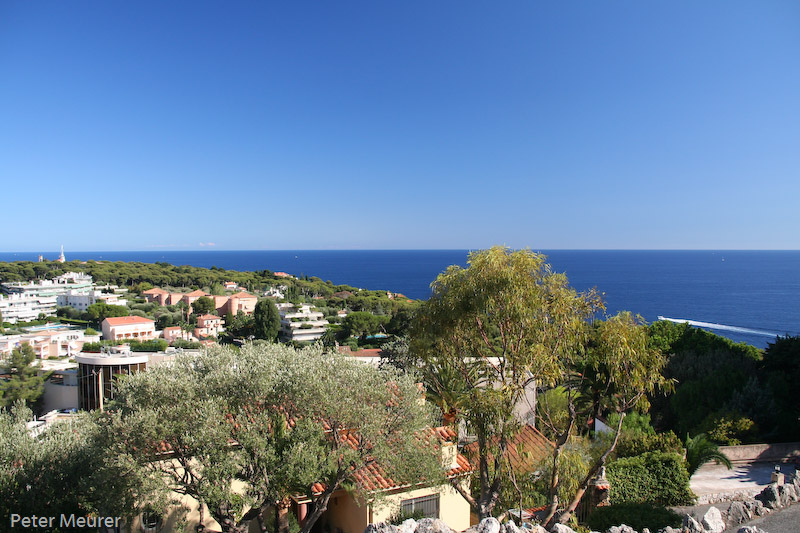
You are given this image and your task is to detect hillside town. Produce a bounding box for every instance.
[1,249,798,533]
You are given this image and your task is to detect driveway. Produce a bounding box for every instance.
[690,462,790,504]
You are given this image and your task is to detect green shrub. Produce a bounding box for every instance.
[700,410,757,445]
[586,503,681,532]
[607,451,694,506]
[614,430,684,458]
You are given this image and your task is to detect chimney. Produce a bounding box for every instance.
[441,441,460,470]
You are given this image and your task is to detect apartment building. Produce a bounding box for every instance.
[101,316,156,341]
[278,303,329,342]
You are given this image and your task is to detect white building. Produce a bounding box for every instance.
[2,273,93,298]
[57,289,128,311]
[0,328,100,359]
[278,303,329,342]
[0,293,59,323]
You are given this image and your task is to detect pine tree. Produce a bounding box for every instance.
[0,344,49,410]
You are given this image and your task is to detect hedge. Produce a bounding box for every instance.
[607,451,694,506]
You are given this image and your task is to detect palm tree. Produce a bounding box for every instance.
[685,433,732,476]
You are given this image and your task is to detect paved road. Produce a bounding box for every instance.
[737,501,800,533]
[681,462,800,533]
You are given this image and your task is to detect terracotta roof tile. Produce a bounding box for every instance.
[308,425,472,496]
[185,290,209,297]
[230,291,256,299]
[103,316,155,326]
[143,288,168,295]
[464,424,553,473]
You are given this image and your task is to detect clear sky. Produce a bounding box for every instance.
[2,1,799,251]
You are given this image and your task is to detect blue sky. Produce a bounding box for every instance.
[2,1,799,251]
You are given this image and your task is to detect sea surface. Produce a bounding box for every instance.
[2,250,799,349]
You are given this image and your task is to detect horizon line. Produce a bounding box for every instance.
[2,248,800,254]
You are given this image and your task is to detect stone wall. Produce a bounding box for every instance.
[720,443,800,464]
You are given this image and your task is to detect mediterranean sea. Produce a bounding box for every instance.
[1,250,798,349]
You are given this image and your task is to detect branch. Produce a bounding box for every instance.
[558,411,626,525]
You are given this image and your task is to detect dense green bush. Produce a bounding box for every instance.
[586,503,681,532]
[607,451,694,506]
[614,430,684,458]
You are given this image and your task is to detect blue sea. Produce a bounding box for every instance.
[2,250,799,349]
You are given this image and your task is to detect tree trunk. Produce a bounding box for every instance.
[212,505,251,533]
[541,403,576,528]
[277,499,290,533]
[557,412,625,525]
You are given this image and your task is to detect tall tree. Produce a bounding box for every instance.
[0,345,49,410]
[192,296,216,316]
[342,311,383,340]
[543,312,670,527]
[253,299,281,341]
[410,246,601,519]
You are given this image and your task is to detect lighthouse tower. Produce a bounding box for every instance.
[57,245,66,263]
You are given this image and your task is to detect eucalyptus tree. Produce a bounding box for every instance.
[410,246,601,519]
[410,247,671,525]
[542,311,671,527]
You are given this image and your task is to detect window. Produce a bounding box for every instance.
[400,494,439,518]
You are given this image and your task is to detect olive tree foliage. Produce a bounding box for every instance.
[410,246,601,519]
[0,402,154,525]
[113,343,439,533]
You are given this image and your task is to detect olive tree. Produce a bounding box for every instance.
[114,343,439,533]
[0,402,152,524]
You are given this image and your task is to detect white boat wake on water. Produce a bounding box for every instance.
[657,316,780,337]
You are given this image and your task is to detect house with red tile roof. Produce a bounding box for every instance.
[101,316,156,341]
[220,291,257,316]
[195,314,223,338]
[141,287,259,317]
[463,424,554,483]
[162,326,193,344]
[292,426,473,533]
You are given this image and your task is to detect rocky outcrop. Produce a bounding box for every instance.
[726,501,751,526]
[701,506,725,533]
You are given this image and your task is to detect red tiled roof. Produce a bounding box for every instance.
[345,348,382,358]
[103,316,155,326]
[308,426,472,495]
[197,314,220,320]
[230,291,256,299]
[464,424,554,473]
[185,290,209,297]
[143,288,168,295]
